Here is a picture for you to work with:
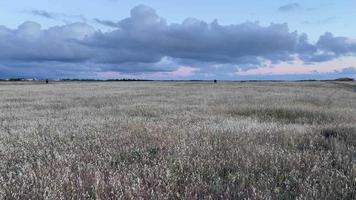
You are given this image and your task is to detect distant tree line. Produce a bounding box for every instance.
[0,78,36,81]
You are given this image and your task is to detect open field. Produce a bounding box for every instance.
[0,81,355,199]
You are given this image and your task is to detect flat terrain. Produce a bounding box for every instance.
[0,81,355,199]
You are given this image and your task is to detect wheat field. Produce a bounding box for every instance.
[0,81,355,199]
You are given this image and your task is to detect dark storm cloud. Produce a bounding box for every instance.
[84,5,302,65]
[1,5,356,78]
[278,3,301,12]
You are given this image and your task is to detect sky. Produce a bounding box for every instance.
[0,0,356,80]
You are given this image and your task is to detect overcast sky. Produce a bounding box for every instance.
[0,0,355,80]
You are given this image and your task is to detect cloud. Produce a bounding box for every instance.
[0,21,95,63]
[93,18,119,28]
[338,66,356,74]
[278,3,301,12]
[28,9,57,20]
[306,3,335,12]
[299,32,356,62]
[84,5,302,66]
[302,17,338,26]
[1,5,356,79]
[317,32,356,55]
[25,9,87,23]
[236,56,356,76]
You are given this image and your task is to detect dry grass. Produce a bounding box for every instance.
[0,81,355,199]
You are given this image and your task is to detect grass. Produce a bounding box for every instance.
[0,81,355,199]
